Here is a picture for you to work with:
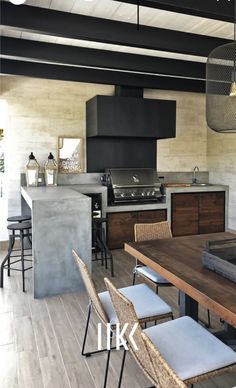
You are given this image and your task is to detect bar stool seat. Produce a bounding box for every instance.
[7,215,31,223]
[7,222,31,231]
[1,221,32,292]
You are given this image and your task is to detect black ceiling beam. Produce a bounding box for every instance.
[0,2,231,57]
[1,37,206,80]
[116,0,235,23]
[0,58,206,93]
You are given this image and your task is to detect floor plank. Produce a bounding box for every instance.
[0,248,236,387]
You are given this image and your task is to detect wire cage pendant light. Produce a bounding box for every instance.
[206,0,236,133]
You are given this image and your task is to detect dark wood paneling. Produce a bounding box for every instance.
[107,211,137,249]
[1,2,230,57]
[171,192,225,237]
[199,192,225,234]
[171,193,199,236]
[107,209,167,249]
[138,209,167,223]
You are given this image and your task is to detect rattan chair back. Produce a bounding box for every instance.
[141,331,187,388]
[104,277,157,385]
[72,250,108,324]
[135,221,172,242]
[104,277,186,388]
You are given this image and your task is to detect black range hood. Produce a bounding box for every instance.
[86,86,176,139]
[86,86,176,172]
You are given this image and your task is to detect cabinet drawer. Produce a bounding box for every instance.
[138,209,167,224]
[171,193,199,237]
[107,212,137,249]
[199,192,225,234]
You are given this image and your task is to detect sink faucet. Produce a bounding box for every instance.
[192,166,199,184]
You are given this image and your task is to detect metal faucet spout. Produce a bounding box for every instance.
[192,166,199,184]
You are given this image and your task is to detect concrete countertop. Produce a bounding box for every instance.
[21,186,88,209]
[165,184,228,194]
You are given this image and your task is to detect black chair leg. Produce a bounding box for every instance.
[207,309,211,328]
[82,303,92,356]
[103,331,113,388]
[21,230,25,292]
[1,234,14,287]
[110,254,114,277]
[118,348,127,388]
[132,271,136,285]
[156,284,159,294]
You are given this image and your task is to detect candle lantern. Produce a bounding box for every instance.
[45,152,58,186]
[25,152,39,187]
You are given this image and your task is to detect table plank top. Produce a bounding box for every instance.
[125,232,236,327]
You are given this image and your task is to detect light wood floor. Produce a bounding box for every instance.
[0,247,236,388]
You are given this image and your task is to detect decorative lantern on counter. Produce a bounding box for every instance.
[44,152,58,186]
[25,152,40,187]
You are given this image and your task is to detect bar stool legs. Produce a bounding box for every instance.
[21,230,25,292]
[1,222,32,292]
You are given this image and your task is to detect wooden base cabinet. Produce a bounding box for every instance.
[107,209,167,249]
[171,192,225,237]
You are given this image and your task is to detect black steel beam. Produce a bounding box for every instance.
[116,0,235,23]
[1,37,206,79]
[0,58,206,93]
[0,2,231,57]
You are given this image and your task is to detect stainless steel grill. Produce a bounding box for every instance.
[102,168,162,205]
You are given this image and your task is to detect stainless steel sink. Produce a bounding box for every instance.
[191,183,212,187]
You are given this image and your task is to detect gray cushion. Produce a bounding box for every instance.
[99,283,172,325]
[144,316,236,381]
[136,265,170,284]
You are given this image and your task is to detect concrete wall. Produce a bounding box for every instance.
[207,128,236,230]
[144,90,208,172]
[1,75,235,233]
[1,76,113,218]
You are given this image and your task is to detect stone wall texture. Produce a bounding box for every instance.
[0,75,235,232]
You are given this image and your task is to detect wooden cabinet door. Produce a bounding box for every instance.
[107,212,137,249]
[199,192,225,234]
[138,209,167,223]
[171,193,199,237]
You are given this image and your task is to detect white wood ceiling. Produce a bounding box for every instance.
[1,0,235,64]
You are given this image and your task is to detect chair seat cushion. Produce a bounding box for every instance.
[144,316,236,381]
[136,265,171,284]
[99,283,172,325]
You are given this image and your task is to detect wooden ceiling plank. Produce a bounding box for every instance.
[116,0,234,23]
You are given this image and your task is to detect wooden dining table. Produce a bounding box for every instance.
[125,232,236,338]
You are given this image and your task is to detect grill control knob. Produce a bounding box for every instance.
[141,192,145,197]
[121,193,124,198]
[131,193,135,197]
[147,191,150,196]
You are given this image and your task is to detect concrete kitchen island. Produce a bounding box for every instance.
[21,186,91,298]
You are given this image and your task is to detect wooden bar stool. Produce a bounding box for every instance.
[0,221,32,292]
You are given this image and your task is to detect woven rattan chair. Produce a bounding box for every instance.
[72,250,173,388]
[133,221,172,294]
[104,277,236,388]
[133,221,211,328]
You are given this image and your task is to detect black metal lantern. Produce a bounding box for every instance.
[206,0,236,133]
